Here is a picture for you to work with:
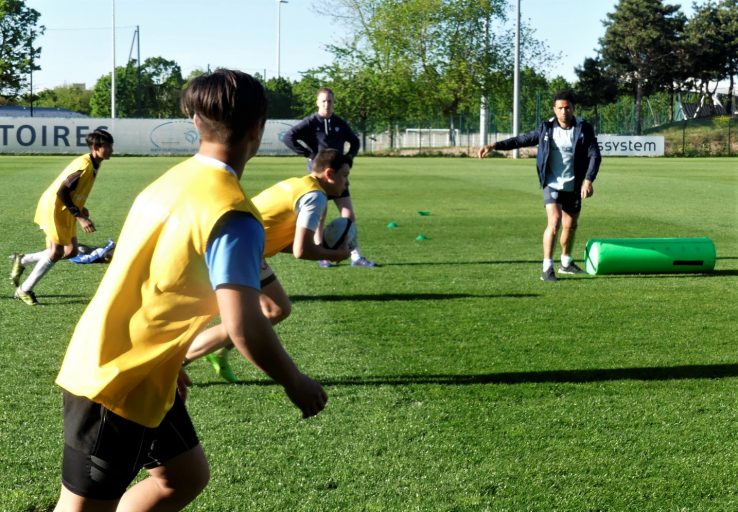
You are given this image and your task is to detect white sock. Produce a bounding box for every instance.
[21,251,47,266]
[542,259,554,272]
[351,248,362,261]
[20,256,54,292]
[561,254,573,267]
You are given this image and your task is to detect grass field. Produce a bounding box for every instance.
[0,154,736,511]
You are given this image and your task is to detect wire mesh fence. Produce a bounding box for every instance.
[360,114,737,157]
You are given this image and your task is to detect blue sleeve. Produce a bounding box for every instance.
[205,211,264,290]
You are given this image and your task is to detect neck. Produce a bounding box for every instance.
[557,118,573,129]
[198,140,248,178]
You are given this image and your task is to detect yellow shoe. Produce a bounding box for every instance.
[9,253,25,287]
[14,287,39,306]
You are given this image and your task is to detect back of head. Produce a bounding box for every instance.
[86,129,114,148]
[181,69,268,145]
[312,148,352,174]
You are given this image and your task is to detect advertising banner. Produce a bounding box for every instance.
[597,135,664,156]
[0,118,299,156]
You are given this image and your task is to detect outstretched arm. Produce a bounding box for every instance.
[479,127,543,158]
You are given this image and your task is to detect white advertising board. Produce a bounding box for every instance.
[0,118,299,156]
[597,135,664,156]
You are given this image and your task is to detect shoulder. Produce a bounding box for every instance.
[576,118,596,134]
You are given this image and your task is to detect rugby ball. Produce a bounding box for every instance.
[322,217,357,250]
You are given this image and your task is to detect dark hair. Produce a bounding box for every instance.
[181,69,268,144]
[86,129,113,148]
[553,90,576,106]
[312,148,352,173]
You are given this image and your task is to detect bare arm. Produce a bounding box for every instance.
[216,285,327,418]
[292,226,350,262]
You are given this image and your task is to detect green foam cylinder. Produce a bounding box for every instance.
[584,237,716,275]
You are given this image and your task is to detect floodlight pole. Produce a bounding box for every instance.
[276,0,288,78]
[512,0,520,159]
[111,0,116,119]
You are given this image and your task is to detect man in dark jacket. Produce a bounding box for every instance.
[478,90,601,282]
[284,87,376,268]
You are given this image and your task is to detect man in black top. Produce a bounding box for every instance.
[284,87,376,267]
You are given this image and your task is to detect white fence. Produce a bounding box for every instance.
[0,117,663,157]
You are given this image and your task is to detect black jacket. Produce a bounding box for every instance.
[283,113,360,159]
[494,118,601,188]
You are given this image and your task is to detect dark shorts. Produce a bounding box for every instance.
[61,390,199,500]
[543,186,581,214]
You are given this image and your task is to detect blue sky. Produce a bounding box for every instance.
[26,0,693,91]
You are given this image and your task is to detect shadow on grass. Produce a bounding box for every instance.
[291,292,538,302]
[379,259,540,267]
[196,363,738,388]
[594,270,738,279]
[0,293,91,305]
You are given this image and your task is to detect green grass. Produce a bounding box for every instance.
[1,154,737,511]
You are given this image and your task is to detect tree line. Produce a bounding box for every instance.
[1,0,736,136]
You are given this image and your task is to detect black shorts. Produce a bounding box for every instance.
[61,390,200,500]
[543,186,581,214]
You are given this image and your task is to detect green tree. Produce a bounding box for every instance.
[0,0,44,100]
[139,57,185,118]
[574,56,619,131]
[34,84,92,114]
[600,0,686,134]
[264,76,297,119]
[719,0,738,114]
[90,57,186,118]
[683,1,738,114]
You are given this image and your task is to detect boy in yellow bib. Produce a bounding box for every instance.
[184,148,352,382]
[53,69,327,511]
[10,129,113,305]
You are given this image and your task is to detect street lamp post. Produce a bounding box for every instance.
[512,0,520,158]
[276,0,288,78]
[111,0,116,119]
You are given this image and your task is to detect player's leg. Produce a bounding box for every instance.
[259,272,292,325]
[557,193,583,274]
[185,324,231,362]
[54,485,119,511]
[15,239,64,305]
[115,445,209,512]
[55,392,146,512]
[541,187,562,281]
[111,392,208,511]
[186,263,290,382]
[333,195,376,267]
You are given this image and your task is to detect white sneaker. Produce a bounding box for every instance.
[351,256,376,267]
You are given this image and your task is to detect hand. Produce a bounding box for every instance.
[177,368,193,402]
[78,217,96,233]
[478,144,495,158]
[581,180,594,199]
[284,373,328,419]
